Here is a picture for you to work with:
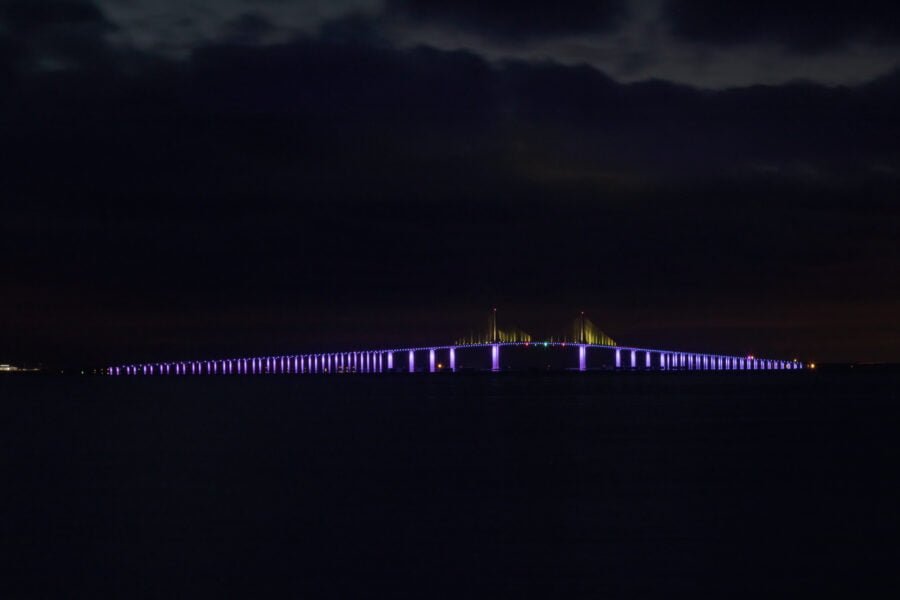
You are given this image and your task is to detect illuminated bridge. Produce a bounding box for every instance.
[108,311,805,375]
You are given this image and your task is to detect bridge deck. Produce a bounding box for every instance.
[109,341,804,375]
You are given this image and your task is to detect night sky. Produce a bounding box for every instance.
[2,0,899,367]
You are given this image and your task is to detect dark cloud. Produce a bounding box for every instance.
[224,12,276,45]
[665,0,900,51]
[389,0,628,40]
[0,0,116,72]
[0,0,108,31]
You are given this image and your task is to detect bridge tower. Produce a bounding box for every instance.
[490,308,500,371]
[578,311,587,371]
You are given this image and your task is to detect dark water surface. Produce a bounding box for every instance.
[2,372,899,597]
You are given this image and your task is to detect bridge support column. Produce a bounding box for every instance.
[579,345,586,371]
[450,348,456,372]
[387,352,393,371]
[409,350,415,373]
[615,349,621,369]
[491,344,500,372]
[429,349,436,373]
[630,350,636,369]
[646,351,651,369]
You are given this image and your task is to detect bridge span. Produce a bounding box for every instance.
[108,341,803,376]
[108,311,804,375]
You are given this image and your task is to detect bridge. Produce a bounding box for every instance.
[108,310,805,375]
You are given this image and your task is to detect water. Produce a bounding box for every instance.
[2,372,899,597]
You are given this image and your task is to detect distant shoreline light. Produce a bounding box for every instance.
[0,364,41,373]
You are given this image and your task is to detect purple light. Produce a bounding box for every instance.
[109,341,801,381]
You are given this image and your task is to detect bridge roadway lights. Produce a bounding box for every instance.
[112,342,803,376]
